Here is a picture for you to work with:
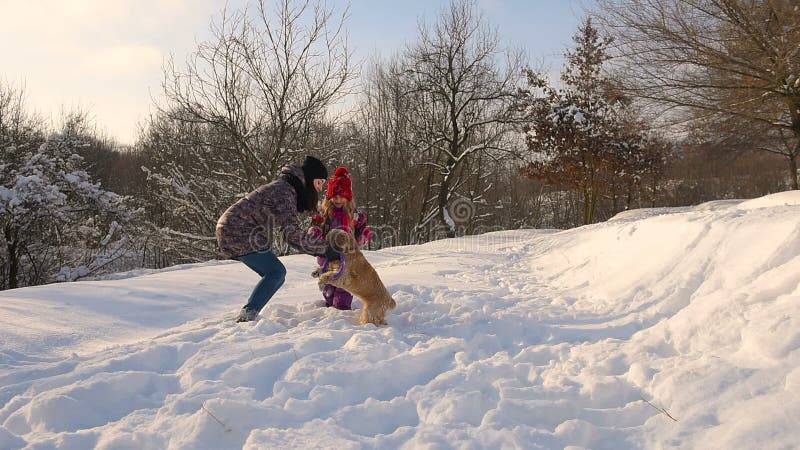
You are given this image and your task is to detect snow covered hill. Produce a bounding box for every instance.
[2,192,799,449]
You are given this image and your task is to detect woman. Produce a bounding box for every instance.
[216,156,338,322]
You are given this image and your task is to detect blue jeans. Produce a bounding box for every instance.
[237,251,287,313]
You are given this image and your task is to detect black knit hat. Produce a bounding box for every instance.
[301,155,328,182]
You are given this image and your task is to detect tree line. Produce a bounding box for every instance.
[2,0,796,290]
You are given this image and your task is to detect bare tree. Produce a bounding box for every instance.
[341,51,546,246]
[242,0,355,173]
[596,0,800,188]
[160,0,354,182]
[342,56,421,246]
[142,0,355,265]
[397,0,525,238]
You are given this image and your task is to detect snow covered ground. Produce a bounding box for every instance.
[1,192,800,449]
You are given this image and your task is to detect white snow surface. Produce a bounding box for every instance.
[2,191,800,449]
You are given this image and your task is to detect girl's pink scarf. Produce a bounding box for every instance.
[329,207,351,234]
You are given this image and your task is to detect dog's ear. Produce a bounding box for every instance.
[328,228,357,253]
[328,229,349,252]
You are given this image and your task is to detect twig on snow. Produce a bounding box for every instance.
[641,395,679,422]
[202,401,233,432]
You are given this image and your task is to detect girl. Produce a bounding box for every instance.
[308,167,372,310]
[216,156,339,322]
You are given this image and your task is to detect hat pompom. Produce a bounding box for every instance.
[327,166,354,201]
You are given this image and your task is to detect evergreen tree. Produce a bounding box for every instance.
[520,19,659,224]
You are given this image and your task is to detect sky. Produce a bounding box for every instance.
[0,1,587,146]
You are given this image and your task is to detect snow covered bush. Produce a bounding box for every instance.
[1,84,138,289]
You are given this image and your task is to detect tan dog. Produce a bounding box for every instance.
[317,229,396,326]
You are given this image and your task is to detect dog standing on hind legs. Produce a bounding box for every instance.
[316,229,396,326]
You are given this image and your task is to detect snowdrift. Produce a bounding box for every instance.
[1,192,799,449]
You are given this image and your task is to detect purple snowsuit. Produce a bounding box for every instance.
[308,207,371,310]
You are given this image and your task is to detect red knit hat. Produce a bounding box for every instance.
[327,166,353,201]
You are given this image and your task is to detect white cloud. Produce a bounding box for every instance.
[0,0,222,144]
[84,45,163,77]
[0,1,127,38]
